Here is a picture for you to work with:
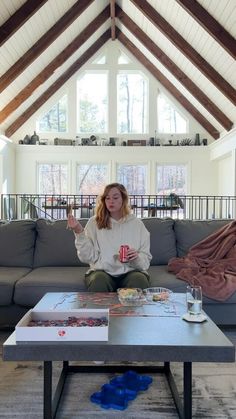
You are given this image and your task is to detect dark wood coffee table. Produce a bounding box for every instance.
[3,292,235,419]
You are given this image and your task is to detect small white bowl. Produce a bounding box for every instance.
[143,287,173,302]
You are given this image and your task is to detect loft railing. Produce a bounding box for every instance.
[1,193,235,221]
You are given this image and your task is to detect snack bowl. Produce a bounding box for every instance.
[117,288,145,306]
[143,287,173,302]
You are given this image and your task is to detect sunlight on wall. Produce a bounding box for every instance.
[2,179,7,194]
[0,135,12,152]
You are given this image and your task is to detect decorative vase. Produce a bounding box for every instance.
[23,135,30,144]
[195,133,201,146]
[30,131,39,145]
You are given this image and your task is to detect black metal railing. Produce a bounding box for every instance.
[1,193,235,221]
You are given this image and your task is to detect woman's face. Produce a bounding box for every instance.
[104,187,123,216]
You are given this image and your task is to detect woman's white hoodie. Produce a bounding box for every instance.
[74,214,152,276]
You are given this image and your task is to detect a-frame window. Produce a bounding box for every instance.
[37,95,67,133]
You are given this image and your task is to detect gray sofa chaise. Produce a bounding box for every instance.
[0,217,234,328]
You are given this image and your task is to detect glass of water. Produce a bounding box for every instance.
[186,285,202,315]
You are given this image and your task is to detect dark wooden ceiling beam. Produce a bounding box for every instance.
[130,0,236,105]
[110,0,116,40]
[0,0,48,47]
[116,5,232,131]
[176,0,236,59]
[5,30,110,138]
[0,0,95,94]
[116,28,219,139]
[0,6,110,123]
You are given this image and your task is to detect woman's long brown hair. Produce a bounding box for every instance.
[95,183,130,229]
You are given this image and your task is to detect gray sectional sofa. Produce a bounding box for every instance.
[0,217,235,328]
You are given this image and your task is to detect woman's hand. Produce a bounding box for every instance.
[67,214,84,234]
[127,247,138,261]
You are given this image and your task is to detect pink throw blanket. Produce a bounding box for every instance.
[168,220,236,301]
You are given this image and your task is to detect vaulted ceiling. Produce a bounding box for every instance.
[0,0,235,140]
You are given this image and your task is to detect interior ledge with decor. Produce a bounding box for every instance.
[0,0,236,418]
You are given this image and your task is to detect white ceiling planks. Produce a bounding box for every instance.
[0,0,25,25]
[198,0,236,36]
[147,0,236,85]
[0,0,107,108]
[117,1,235,115]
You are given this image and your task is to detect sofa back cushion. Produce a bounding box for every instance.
[142,218,176,265]
[0,220,36,267]
[174,219,232,257]
[33,219,88,267]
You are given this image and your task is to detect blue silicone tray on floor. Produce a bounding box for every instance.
[110,370,153,391]
[90,370,153,410]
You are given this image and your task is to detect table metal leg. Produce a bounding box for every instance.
[44,361,69,419]
[44,361,52,419]
[183,362,192,419]
[165,362,192,419]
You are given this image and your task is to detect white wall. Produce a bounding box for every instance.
[15,144,217,196]
[0,136,15,194]
[210,128,236,196]
[217,155,233,196]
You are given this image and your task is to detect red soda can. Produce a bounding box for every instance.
[119,245,129,263]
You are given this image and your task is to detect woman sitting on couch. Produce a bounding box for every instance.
[67,183,152,292]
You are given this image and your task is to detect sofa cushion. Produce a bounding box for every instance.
[142,218,176,265]
[174,219,232,257]
[33,219,89,267]
[0,220,36,267]
[0,267,32,305]
[148,265,187,292]
[14,266,88,307]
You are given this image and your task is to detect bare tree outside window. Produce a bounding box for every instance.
[157,165,187,195]
[157,93,187,133]
[117,165,147,194]
[77,164,108,194]
[37,95,67,133]
[38,164,68,194]
[117,73,148,134]
[77,73,108,133]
